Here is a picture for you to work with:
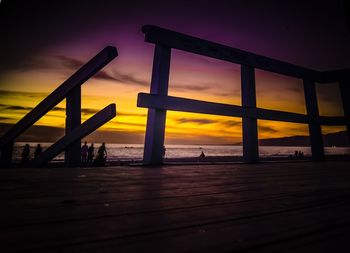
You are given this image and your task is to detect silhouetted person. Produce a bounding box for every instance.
[298,151,304,158]
[34,144,42,158]
[21,144,30,165]
[88,143,94,164]
[200,151,205,158]
[81,141,88,164]
[93,142,107,166]
[294,150,298,159]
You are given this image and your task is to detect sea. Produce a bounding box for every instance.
[12,142,350,162]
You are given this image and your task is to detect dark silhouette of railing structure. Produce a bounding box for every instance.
[0,46,118,167]
[138,25,350,165]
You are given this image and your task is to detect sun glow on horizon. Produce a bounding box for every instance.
[0,44,347,145]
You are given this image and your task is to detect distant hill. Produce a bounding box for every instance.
[259,131,349,147]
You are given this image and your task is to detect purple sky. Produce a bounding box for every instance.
[0,0,349,144]
[1,0,349,74]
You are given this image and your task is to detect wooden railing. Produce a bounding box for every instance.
[138,25,350,165]
[0,46,118,167]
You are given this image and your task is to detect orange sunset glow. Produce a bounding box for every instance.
[0,0,348,145]
[0,48,346,145]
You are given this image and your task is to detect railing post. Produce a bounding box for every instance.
[303,80,325,161]
[241,65,259,163]
[65,86,81,167]
[143,44,171,165]
[0,141,14,167]
[339,79,350,145]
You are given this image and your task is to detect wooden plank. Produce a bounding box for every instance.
[321,69,350,83]
[4,163,348,222]
[143,45,171,165]
[1,164,347,204]
[138,92,243,117]
[0,186,331,228]
[319,116,348,126]
[30,104,116,167]
[65,86,81,167]
[303,80,325,161]
[0,180,348,249]
[1,162,350,252]
[257,107,308,123]
[62,201,350,253]
[0,46,118,151]
[142,25,327,82]
[137,93,309,124]
[1,185,350,252]
[241,65,259,163]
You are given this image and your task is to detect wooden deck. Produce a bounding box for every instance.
[1,161,350,252]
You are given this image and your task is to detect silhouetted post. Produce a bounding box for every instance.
[31,104,116,167]
[0,46,118,167]
[65,86,81,167]
[143,45,171,165]
[339,79,350,144]
[303,80,325,161]
[0,141,14,167]
[241,65,259,163]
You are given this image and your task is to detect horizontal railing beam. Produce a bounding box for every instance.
[320,69,350,83]
[319,116,348,125]
[137,93,311,124]
[0,46,118,149]
[257,108,308,124]
[142,25,338,82]
[138,93,349,126]
[30,104,116,167]
[138,92,243,117]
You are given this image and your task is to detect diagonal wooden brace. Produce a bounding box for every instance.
[30,104,116,167]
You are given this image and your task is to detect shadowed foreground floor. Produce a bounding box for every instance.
[0,161,350,252]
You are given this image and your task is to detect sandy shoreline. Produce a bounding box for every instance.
[6,154,350,168]
[107,154,350,166]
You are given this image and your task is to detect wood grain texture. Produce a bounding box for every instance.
[0,162,350,252]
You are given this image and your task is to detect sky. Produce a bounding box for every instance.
[0,0,349,144]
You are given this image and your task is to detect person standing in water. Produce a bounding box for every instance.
[21,144,30,165]
[94,142,107,166]
[81,141,88,164]
[34,144,42,158]
[88,143,94,164]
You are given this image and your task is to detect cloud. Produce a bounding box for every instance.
[115,121,146,127]
[81,108,99,115]
[213,89,241,97]
[56,55,121,82]
[117,111,147,117]
[0,101,103,117]
[93,71,121,82]
[0,89,47,98]
[56,55,149,85]
[222,120,241,127]
[258,125,278,133]
[0,117,12,121]
[175,118,217,125]
[170,83,240,98]
[287,86,302,93]
[171,84,211,92]
[56,55,84,69]
[112,71,149,86]
[0,123,64,142]
[5,105,33,111]
[51,107,65,112]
